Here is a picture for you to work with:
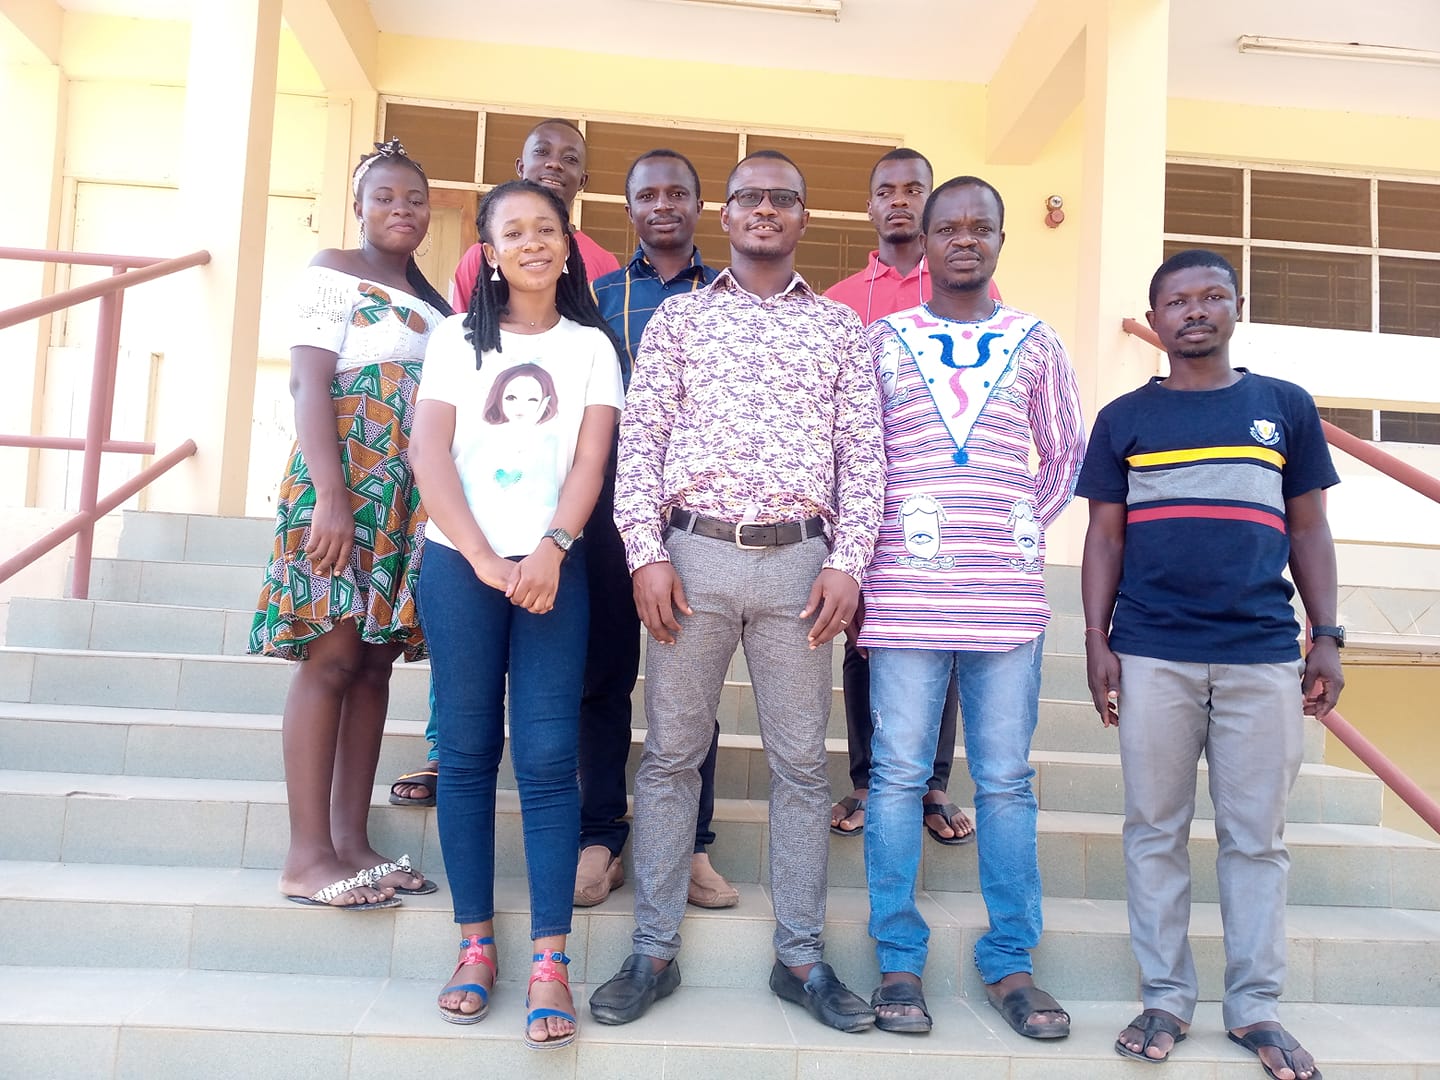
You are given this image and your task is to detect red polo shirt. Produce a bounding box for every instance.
[449,230,621,312]
[824,250,1002,325]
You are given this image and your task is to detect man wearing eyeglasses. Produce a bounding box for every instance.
[591,150,885,1033]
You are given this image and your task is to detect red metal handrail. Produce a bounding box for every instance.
[1,247,210,598]
[1121,316,1440,836]
[0,249,211,331]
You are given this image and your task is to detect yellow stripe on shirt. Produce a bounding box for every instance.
[1126,445,1286,469]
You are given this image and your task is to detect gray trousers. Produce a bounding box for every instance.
[1115,653,1306,1030]
[632,528,833,966]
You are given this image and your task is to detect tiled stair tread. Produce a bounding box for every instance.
[0,769,1427,855]
[0,699,1335,767]
[3,967,1439,1074]
[6,861,1440,942]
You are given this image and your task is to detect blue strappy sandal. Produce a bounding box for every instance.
[524,950,577,1050]
[437,935,495,1025]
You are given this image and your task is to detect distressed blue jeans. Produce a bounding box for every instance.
[865,635,1045,982]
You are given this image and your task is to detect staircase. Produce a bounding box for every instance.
[2,510,1438,1079]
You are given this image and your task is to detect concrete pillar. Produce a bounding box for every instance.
[0,60,65,507]
[1074,0,1170,413]
[149,0,281,515]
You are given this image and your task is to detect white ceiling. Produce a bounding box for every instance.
[49,0,1440,119]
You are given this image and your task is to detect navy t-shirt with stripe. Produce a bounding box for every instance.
[1075,370,1339,664]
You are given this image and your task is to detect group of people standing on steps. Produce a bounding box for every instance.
[248,114,1342,1080]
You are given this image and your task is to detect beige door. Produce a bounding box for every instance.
[418,188,477,309]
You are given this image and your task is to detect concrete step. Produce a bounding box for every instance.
[2,862,1438,1010]
[0,644,1152,753]
[2,966,1438,1080]
[4,593,1093,660]
[2,772,1431,909]
[6,595,1089,660]
[74,552,1088,617]
[114,509,276,566]
[0,703,1367,822]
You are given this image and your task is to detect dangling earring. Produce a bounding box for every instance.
[561,262,570,275]
[357,222,367,248]
[490,266,501,282]
[416,233,432,258]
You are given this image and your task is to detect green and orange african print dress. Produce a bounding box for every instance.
[250,266,446,661]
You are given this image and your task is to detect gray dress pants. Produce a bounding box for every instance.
[1115,652,1306,1030]
[631,528,834,966]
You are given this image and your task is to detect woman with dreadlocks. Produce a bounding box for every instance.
[410,179,623,1047]
[251,139,451,911]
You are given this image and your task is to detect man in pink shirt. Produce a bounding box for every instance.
[449,118,621,312]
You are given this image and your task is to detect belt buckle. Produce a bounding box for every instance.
[733,517,766,550]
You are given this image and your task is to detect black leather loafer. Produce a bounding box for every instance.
[588,953,681,1025]
[769,960,876,1033]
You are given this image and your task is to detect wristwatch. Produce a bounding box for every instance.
[1310,625,1346,649]
[543,527,575,554]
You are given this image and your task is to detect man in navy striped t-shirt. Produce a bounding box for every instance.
[1078,249,1341,1078]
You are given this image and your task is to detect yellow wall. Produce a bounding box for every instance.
[1169,98,1440,174]
[1326,664,1440,841]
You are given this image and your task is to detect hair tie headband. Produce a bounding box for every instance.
[352,138,414,197]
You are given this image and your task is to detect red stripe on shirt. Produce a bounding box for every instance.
[1127,504,1286,533]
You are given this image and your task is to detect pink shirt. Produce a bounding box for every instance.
[614,269,885,582]
[449,230,621,313]
[824,251,1002,326]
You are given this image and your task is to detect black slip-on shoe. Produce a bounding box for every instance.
[769,960,876,1033]
[588,953,681,1025]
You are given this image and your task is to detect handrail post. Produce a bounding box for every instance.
[70,271,124,599]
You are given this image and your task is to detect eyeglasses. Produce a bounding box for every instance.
[725,187,804,209]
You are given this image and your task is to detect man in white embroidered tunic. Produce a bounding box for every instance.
[857,176,1086,1036]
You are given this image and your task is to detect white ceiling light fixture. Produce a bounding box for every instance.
[1237,35,1440,69]
[648,0,842,20]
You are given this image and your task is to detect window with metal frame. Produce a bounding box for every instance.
[378,97,897,293]
[1163,161,1440,339]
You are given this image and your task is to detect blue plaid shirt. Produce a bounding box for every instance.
[592,246,719,387]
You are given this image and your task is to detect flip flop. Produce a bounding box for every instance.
[388,765,438,807]
[830,795,865,836]
[1228,1025,1323,1080]
[923,801,976,846]
[365,854,438,895]
[285,871,401,911]
[871,980,933,1034]
[987,984,1071,1040]
[1116,1010,1187,1063]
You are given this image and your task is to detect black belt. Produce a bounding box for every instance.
[669,508,825,549]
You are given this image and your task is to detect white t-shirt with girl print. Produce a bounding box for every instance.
[418,315,624,557]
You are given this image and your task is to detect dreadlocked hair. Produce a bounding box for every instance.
[352,138,453,319]
[463,179,622,370]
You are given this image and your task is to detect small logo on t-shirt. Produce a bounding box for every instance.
[1249,419,1280,446]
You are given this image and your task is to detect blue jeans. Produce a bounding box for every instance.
[419,540,586,939]
[865,636,1045,982]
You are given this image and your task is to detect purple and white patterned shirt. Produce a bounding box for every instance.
[614,269,885,581]
[859,303,1086,651]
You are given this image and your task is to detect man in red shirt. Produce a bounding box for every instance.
[823,149,997,847]
[448,118,621,312]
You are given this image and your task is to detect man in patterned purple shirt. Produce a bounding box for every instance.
[589,150,886,1033]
